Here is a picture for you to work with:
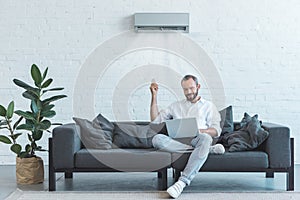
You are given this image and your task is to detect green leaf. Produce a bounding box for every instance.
[42,95,67,105]
[8,133,22,140]
[41,78,53,89]
[0,119,7,126]
[31,64,42,87]
[40,110,56,118]
[15,110,36,121]
[11,144,22,155]
[25,119,35,129]
[13,116,23,130]
[22,90,39,100]
[28,88,41,97]
[16,123,34,131]
[0,105,6,117]
[22,91,36,100]
[36,100,42,110]
[39,149,47,152]
[25,144,31,151]
[43,87,64,93]
[6,101,14,119]
[13,79,35,90]
[37,120,51,130]
[42,67,48,81]
[42,104,55,111]
[30,100,39,114]
[25,144,31,152]
[0,135,12,144]
[19,151,29,158]
[27,134,33,142]
[32,130,43,141]
[36,146,47,151]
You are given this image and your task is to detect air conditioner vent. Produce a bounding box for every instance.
[134,13,189,33]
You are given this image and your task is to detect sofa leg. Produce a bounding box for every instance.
[157,168,167,190]
[48,138,56,191]
[287,138,294,191]
[65,172,73,179]
[49,170,56,191]
[287,170,294,191]
[266,172,274,178]
[157,171,162,179]
[174,169,181,182]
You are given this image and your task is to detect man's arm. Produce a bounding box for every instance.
[200,103,221,137]
[150,82,159,121]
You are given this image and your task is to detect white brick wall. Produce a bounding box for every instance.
[0,0,299,164]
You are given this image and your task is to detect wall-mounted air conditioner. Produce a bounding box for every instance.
[134,13,189,33]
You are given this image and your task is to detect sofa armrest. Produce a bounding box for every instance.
[52,123,81,169]
[262,122,291,169]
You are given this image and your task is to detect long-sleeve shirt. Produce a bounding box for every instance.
[152,98,221,137]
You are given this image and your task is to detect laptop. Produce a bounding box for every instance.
[165,118,199,138]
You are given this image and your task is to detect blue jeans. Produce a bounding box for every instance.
[152,133,212,185]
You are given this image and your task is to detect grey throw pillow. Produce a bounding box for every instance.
[149,122,168,135]
[95,113,114,132]
[219,105,234,135]
[239,112,252,129]
[73,115,114,149]
[112,122,156,148]
[227,113,269,152]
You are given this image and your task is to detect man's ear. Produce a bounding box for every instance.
[197,83,201,89]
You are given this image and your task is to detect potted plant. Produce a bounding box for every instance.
[0,64,67,184]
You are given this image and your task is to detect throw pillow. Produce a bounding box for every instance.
[244,114,269,147]
[112,122,157,149]
[73,115,114,149]
[227,113,269,152]
[95,113,115,132]
[149,122,168,135]
[219,105,234,135]
[239,112,252,129]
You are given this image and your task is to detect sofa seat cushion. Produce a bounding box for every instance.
[172,151,269,171]
[75,148,171,171]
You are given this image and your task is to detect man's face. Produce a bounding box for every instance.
[181,78,200,102]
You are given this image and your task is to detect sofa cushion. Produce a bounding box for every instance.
[75,148,171,171]
[112,122,157,148]
[73,115,114,149]
[172,151,269,171]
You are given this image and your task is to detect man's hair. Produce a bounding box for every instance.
[181,74,199,85]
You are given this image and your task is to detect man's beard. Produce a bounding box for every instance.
[185,89,199,102]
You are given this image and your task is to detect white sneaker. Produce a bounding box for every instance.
[209,144,225,154]
[167,180,186,199]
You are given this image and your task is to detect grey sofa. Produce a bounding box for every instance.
[49,122,294,191]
